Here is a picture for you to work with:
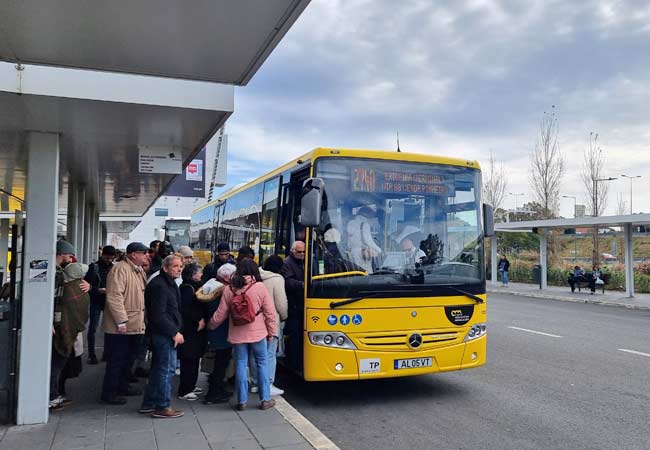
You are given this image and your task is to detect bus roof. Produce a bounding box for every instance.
[193,147,481,214]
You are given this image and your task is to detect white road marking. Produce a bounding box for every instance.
[618,348,650,358]
[508,326,563,338]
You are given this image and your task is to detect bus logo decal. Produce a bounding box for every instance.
[444,306,474,325]
[408,333,423,348]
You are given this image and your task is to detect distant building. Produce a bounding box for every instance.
[575,204,586,218]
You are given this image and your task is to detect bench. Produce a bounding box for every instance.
[569,272,610,294]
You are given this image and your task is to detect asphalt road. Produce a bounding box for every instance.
[279,294,650,450]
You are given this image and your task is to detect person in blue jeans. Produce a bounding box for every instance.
[498,255,510,287]
[140,255,185,418]
[208,259,277,411]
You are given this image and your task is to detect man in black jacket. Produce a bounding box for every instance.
[86,245,116,364]
[280,241,305,371]
[201,242,235,283]
[140,255,185,419]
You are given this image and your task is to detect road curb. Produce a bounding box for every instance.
[487,288,650,311]
[275,396,341,450]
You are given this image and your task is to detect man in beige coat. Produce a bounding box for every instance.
[258,255,288,396]
[100,242,149,405]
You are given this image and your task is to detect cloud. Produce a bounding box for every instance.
[220,0,650,216]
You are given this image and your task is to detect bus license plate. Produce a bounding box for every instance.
[394,357,433,370]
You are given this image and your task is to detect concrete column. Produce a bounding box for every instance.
[17,132,59,425]
[540,232,547,290]
[101,223,107,248]
[0,219,9,284]
[91,208,99,261]
[83,204,93,263]
[490,235,498,286]
[66,182,78,245]
[624,223,634,298]
[75,186,86,256]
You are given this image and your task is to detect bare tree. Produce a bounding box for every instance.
[615,193,628,216]
[581,132,610,216]
[482,151,508,220]
[581,132,611,265]
[529,106,564,219]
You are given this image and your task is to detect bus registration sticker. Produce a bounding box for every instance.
[360,358,381,374]
[394,357,433,370]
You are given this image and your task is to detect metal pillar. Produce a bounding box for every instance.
[66,182,78,245]
[490,235,498,286]
[75,185,86,256]
[83,204,92,263]
[624,223,634,298]
[540,232,548,290]
[0,219,9,284]
[17,132,59,425]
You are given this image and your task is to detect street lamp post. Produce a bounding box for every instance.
[508,192,524,221]
[562,195,577,261]
[593,177,618,265]
[621,174,641,215]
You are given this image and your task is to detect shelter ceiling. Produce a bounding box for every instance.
[0,91,229,215]
[0,0,309,84]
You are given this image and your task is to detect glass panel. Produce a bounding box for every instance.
[309,158,483,299]
[190,206,216,250]
[260,177,280,264]
[219,184,264,255]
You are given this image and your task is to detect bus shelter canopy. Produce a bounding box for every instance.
[492,214,650,298]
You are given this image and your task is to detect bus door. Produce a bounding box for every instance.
[277,165,309,373]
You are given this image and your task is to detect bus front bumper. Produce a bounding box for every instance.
[303,334,486,381]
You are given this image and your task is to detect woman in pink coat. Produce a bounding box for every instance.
[209,258,277,411]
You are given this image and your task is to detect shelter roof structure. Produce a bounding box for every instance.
[495,213,650,232]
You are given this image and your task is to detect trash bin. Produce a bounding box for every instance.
[532,265,541,285]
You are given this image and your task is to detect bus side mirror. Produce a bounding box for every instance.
[300,178,325,227]
[483,203,494,237]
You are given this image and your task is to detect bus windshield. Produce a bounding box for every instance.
[165,219,191,251]
[309,157,484,299]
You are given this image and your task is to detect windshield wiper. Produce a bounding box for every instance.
[330,293,381,309]
[437,285,484,304]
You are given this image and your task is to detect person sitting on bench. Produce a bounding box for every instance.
[589,264,603,294]
[568,265,587,292]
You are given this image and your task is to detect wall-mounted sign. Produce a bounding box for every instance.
[138,146,183,174]
[165,148,206,198]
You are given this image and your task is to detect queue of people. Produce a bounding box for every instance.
[49,237,303,419]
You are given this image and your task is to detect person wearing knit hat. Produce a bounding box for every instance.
[177,246,194,266]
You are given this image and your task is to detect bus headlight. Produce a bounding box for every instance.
[309,332,357,349]
[464,323,487,342]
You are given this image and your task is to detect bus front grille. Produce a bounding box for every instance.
[355,330,461,351]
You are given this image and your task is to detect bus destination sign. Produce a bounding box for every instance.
[352,168,454,196]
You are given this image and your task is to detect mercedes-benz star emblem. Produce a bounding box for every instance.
[408,333,423,349]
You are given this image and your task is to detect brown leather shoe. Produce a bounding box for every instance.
[259,399,276,410]
[234,403,246,411]
[151,408,184,418]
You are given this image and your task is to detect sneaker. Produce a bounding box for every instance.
[259,399,276,410]
[192,387,203,394]
[49,396,64,409]
[87,355,98,365]
[250,384,259,393]
[177,392,199,401]
[60,397,73,406]
[139,406,155,414]
[175,368,180,376]
[269,385,284,396]
[152,408,184,419]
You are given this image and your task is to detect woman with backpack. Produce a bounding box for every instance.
[208,258,277,411]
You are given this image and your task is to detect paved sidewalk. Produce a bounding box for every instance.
[488,281,650,310]
[0,362,327,450]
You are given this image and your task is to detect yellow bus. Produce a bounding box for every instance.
[190,148,493,381]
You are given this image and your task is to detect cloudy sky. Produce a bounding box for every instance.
[218,0,650,218]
